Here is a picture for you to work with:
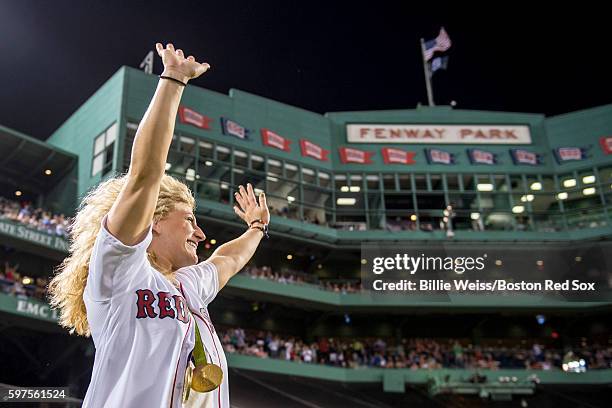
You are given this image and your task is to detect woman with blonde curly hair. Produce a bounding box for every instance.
[49,43,269,408]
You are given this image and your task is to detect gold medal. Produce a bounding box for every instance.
[191,363,223,392]
[183,315,223,403]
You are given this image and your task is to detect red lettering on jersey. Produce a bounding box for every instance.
[158,292,176,319]
[173,295,190,323]
[135,290,189,323]
[136,289,157,318]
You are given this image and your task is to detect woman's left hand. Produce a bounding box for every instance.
[233,183,270,226]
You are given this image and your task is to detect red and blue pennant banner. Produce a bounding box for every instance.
[381,148,416,165]
[600,136,612,154]
[467,149,498,165]
[300,139,329,161]
[261,129,291,152]
[510,149,543,166]
[553,147,589,163]
[221,117,250,140]
[338,147,374,164]
[178,106,212,130]
[425,148,456,165]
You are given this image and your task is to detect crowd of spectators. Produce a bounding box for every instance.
[0,261,47,301]
[244,265,362,293]
[220,327,612,371]
[0,196,71,238]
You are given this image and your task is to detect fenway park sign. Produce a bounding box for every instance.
[347,124,531,145]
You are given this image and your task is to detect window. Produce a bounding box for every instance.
[319,171,331,188]
[234,149,248,168]
[92,123,117,176]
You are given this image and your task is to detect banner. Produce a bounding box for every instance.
[381,148,416,165]
[347,124,531,144]
[221,117,250,140]
[599,136,612,154]
[261,129,291,152]
[300,139,329,161]
[553,147,589,163]
[510,149,543,166]
[178,106,211,130]
[0,219,68,252]
[338,147,374,164]
[425,148,456,165]
[467,149,498,165]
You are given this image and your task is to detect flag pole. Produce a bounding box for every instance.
[420,38,435,106]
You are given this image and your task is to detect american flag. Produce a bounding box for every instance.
[423,27,452,61]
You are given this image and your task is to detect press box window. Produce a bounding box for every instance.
[92,123,117,176]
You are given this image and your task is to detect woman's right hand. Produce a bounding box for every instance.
[155,42,210,84]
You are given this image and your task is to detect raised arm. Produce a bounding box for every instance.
[209,183,270,289]
[106,43,210,245]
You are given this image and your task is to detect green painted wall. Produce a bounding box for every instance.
[46,68,125,199]
[546,104,612,171]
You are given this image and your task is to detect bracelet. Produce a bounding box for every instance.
[248,219,264,227]
[159,75,187,87]
[249,223,269,239]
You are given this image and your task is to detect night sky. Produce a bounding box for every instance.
[1,1,609,141]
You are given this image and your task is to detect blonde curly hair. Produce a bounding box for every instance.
[48,174,195,336]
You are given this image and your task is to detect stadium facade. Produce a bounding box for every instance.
[1,66,611,406]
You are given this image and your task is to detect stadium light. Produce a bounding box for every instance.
[582,175,596,184]
[210,239,216,245]
[530,182,542,190]
[410,214,417,221]
[287,196,295,203]
[317,264,323,269]
[44,169,52,175]
[477,183,494,191]
[337,198,356,205]
[205,160,213,166]
[495,260,502,266]
[22,277,32,285]
[186,168,195,181]
[340,186,349,192]
[556,192,568,200]
[470,212,480,220]
[287,254,293,260]
[349,186,360,192]
[575,256,582,262]
[512,205,524,213]
[582,187,596,196]
[563,178,576,187]
[360,259,367,264]
[520,194,534,202]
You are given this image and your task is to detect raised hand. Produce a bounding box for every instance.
[155,42,210,84]
[233,183,270,226]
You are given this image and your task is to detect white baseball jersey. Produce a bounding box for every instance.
[82,216,229,408]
